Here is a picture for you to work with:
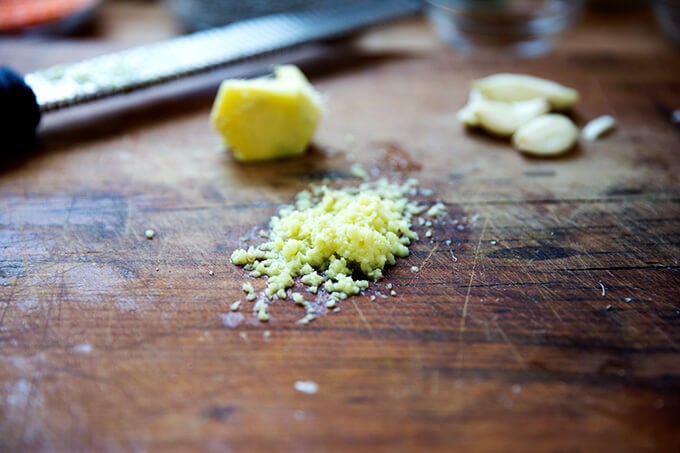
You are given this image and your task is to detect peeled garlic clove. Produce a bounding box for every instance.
[472,73,579,110]
[582,115,617,141]
[476,97,550,137]
[512,114,578,156]
[456,89,483,126]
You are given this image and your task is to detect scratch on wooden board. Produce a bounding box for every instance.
[493,318,526,366]
[0,276,19,331]
[567,253,616,306]
[419,242,439,270]
[351,299,375,339]
[455,215,488,374]
[525,270,563,322]
[544,298,564,322]
[482,319,492,341]
[653,325,678,350]
[18,208,40,314]
[409,248,442,317]
[641,309,679,350]
[401,243,443,314]
[40,285,54,347]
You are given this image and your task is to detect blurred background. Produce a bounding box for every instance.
[0,0,677,53]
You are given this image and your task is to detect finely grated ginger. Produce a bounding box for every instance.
[231,178,427,322]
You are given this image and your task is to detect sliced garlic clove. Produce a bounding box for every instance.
[582,115,617,141]
[476,97,550,137]
[512,114,578,156]
[472,73,579,110]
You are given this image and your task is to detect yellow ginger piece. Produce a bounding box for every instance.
[210,65,324,161]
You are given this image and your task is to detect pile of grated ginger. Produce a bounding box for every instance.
[231,178,446,324]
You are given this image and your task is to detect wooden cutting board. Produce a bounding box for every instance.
[1,12,679,452]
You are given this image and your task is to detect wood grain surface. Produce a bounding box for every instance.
[1,4,679,452]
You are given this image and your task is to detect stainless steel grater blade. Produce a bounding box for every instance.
[25,0,421,113]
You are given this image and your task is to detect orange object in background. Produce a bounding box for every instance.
[0,0,99,32]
